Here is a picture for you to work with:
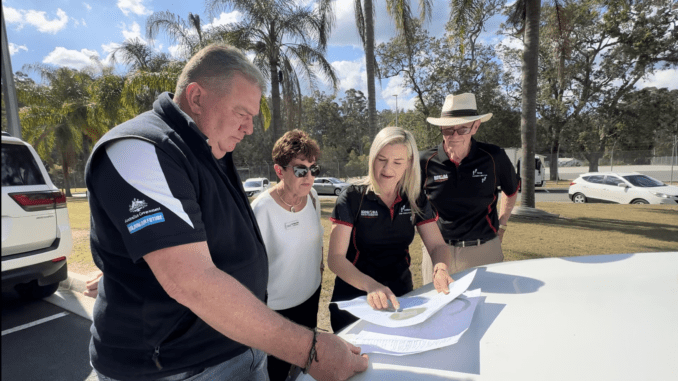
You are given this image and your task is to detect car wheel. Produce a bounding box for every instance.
[572,193,587,203]
[334,188,342,196]
[15,281,60,300]
[631,199,649,205]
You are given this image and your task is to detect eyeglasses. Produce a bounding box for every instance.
[441,126,473,136]
[283,164,321,177]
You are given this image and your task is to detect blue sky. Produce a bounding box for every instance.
[4,0,676,112]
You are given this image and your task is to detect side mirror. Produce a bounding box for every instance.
[617,183,628,188]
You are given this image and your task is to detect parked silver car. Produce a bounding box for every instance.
[312,177,350,196]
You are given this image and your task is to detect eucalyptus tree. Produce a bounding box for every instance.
[17,65,93,196]
[207,0,338,140]
[353,0,433,139]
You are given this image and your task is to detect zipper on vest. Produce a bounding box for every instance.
[152,346,163,370]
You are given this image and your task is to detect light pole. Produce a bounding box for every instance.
[393,94,398,127]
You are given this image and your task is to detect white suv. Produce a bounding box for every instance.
[1,132,73,299]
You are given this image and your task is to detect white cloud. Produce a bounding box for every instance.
[332,59,367,93]
[117,0,152,17]
[121,22,146,42]
[43,47,100,70]
[381,76,416,111]
[82,18,87,27]
[3,7,70,34]
[83,3,92,11]
[167,45,184,59]
[101,42,121,65]
[208,11,242,27]
[3,6,23,23]
[9,43,28,56]
[638,69,678,90]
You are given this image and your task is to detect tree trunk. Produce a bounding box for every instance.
[519,0,541,208]
[269,55,282,141]
[61,151,72,198]
[364,0,378,139]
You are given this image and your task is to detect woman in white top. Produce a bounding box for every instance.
[250,130,324,381]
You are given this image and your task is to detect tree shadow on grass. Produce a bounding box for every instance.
[512,214,678,244]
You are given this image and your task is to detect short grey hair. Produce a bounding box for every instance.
[175,44,267,98]
[363,126,422,219]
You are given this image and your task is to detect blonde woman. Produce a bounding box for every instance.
[327,127,454,332]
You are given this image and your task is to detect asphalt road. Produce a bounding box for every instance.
[1,289,97,381]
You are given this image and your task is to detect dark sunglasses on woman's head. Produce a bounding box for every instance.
[283,164,321,177]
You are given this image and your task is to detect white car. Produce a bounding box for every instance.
[243,177,271,197]
[569,172,678,205]
[1,132,73,299]
[295,252,678,381]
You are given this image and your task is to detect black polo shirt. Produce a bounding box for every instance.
[85,92,268,380]
[420,138,519,242]
[329,185,437,300]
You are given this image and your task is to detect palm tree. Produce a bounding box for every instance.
[17,65,93,196]
[354,0,433,138]
[146,11,211,58]
[450,0,544,208]
[207,0,338,140]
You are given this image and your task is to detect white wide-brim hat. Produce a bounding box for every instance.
[426,93,493,126]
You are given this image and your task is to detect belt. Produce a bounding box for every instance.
[447,238,492,248]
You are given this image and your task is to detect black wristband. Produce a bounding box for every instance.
[302,327,326,374]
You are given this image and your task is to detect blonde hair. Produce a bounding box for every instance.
[363,126,422,219]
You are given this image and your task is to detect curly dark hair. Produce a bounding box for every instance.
[272,130,321,167]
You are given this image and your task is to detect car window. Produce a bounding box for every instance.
[603,176,625,186]
[1,144,46,186]
[582,175,604,184]
[623,175,664,187]
[314,179,322,184]
[244,181,261,187]
[263,180,269,185]
[329,178,342,184]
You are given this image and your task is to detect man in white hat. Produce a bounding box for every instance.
[419,93,520,284]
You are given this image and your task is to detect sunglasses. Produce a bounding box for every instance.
[440,122,477,136]
[283,164,321,177]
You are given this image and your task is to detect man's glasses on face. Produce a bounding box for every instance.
[441,122,476,136]
[283,164,321,177]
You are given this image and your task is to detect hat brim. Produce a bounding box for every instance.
[426,113,492,126]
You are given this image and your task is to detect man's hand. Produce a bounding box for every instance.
[433,265,454,294]
[309,332,369,381]
[366,283,399,311]
[83,271,103,298]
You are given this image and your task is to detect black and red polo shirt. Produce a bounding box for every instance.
[420,138,520,242]
[329,185,437,301]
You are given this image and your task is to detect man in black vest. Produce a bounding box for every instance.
[85,44,368,381]
[419,93,520,284]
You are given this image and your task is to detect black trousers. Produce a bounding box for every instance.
[267,285,321,381]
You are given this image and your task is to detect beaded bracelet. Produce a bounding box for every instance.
[302,327,326,374]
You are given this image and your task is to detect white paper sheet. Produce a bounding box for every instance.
[343,289,481,355]
[334,269,477,328]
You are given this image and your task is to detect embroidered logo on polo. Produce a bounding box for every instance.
[433,174,448,182]
[361,210,378,218]
[472,169,487,183]
[285,220,300,230]
[129,198,148,213]
[127,212,165,233]
[399,204,412,215]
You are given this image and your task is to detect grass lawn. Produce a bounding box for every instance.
[66,196,678,331]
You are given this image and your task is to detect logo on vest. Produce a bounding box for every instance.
[472,169,487,183]
[129,198,148,213]
[433,174,448,182]
[361,210,378,218]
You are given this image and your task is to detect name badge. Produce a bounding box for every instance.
[285,220,300,230]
